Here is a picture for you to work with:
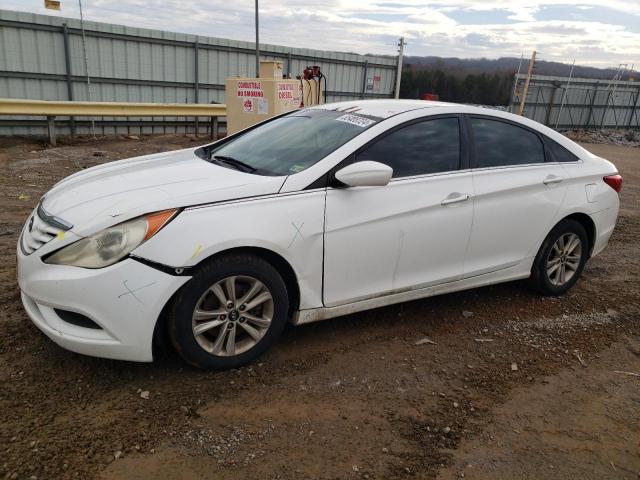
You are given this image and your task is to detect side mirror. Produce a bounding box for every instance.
[334,161,393,188]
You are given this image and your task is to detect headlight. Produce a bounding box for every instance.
[45,209,178,268]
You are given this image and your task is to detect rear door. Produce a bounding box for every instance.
[323,115,475,307]
[464,115,568,277]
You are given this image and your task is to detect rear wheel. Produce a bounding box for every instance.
[168,254,289,370]
[529,219,589,296]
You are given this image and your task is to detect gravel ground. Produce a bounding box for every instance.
[0,135,638,480]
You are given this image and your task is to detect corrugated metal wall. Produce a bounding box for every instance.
[0,9,397,136]
[509,74,640,129]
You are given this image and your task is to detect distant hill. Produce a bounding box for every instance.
[404,56,639,81]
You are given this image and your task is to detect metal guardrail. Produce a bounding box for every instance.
[0,98,227,145]
[0,98,226,116]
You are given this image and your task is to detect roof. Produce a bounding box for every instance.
[312,99,458,119]
[308,99,589,157]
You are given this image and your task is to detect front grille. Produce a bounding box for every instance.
[20,200,73,255]
[21,210,59,254]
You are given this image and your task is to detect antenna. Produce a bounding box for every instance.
[601,63,628,129]
[555,59,575,129]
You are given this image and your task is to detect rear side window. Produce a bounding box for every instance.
[471,118,545,168]
[356,117,460,178]
[547,139,579,162]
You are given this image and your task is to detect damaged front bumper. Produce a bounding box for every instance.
[17,246,190,362]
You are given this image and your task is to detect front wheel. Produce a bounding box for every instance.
[529,219,589,296]
[168,254,289,370]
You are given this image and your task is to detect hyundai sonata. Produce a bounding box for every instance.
[17,100,621,369]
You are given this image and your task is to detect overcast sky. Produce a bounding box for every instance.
[3,1,639,68]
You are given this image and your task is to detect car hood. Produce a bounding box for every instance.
[42,147,287,236]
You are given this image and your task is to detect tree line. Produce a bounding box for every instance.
[399,68,515,106]
[403,56,639,81]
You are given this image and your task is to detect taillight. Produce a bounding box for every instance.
[603,174,622,193]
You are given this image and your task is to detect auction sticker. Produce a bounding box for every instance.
[335,114,375,128]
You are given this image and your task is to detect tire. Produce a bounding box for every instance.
[168,254,289,370]
[529,219,589,296]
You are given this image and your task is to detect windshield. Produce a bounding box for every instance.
[208,109,381,176]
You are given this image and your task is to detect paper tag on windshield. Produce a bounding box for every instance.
[335,114,375,128]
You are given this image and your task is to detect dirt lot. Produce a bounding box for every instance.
[0,136,638,480]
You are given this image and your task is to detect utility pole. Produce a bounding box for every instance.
[255,0,260,77]
[394,36,405,99]
[518,50,536,116]
[78,0,96,137]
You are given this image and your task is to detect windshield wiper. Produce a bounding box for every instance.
[211,155,257,173]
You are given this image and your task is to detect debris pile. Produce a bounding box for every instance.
[562,129,640,147]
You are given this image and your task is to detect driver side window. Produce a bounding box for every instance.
[355,117,461,178]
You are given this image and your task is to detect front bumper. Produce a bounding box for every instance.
[17,246,190,362]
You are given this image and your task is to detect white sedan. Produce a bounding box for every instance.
[17,100,621,369]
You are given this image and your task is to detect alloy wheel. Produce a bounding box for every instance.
[546,233,582,286]
[191,275,274,356]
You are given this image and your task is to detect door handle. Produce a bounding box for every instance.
[543,175,564,185]
[441,193,471,206]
